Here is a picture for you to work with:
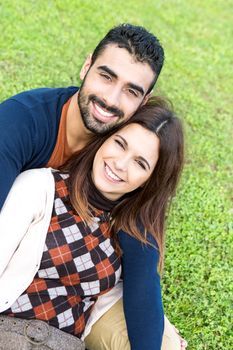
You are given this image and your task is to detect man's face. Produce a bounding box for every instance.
[78,45,155,134]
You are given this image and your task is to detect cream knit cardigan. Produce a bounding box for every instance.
[0,168,122,339]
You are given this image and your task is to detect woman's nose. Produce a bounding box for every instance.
[114,157,128,172]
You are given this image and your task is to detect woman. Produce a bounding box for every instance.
[0,97,184,350]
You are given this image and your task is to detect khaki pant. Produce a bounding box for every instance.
[85,298,181,350]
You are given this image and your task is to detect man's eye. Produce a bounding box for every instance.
[136,160,146,170]
[100,73,111,81]
[128,89,138,97]
[115,139,125,149]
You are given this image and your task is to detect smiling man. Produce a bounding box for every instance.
[77,45,156,133]
[0,24,164,209]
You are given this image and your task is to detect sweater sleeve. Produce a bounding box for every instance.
[0,99,37,209]
[0,170,41,275]
[118,230,164,350]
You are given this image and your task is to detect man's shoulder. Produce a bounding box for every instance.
[0,86,79,128]
[8,86,79,108]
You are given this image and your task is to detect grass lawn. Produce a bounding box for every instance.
[0,1,232,349]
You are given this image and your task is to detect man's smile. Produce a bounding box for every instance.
[89,95,124,124]
[91,101,118,123]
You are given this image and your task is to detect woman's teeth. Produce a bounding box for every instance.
[105,164,122,182]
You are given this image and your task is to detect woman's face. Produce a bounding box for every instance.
[92,123,160,200]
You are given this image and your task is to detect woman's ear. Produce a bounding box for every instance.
[80,54,92,80]
[140,180,147,188]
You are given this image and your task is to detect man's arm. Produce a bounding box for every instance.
[118,230,164,350]
[0,99,35,209]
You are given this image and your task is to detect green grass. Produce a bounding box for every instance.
[0,1,232,349]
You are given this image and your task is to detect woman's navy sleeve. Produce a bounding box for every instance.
[118,230,164,350]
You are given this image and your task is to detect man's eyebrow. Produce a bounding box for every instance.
[115,135,150,169]
[98,66,145,96]
[127,83,144,96]
[97,65,118,79]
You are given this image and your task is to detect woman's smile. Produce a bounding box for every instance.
[104,162,124,183]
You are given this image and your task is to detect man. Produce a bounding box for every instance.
[0,23,187,349]
[0,23,163,209]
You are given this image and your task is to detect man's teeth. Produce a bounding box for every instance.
[95,103,115,117]
[105,164,122,181]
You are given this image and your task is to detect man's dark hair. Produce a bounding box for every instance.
[91,23,165,94]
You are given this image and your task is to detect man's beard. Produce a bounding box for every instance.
[77,82,124,135]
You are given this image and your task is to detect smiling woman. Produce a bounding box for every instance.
[0,96,184,350]
[92,123,160,200]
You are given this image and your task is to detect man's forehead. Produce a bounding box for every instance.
[93,44,155,92]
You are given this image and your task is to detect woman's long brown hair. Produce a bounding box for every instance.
[61,97,184,270]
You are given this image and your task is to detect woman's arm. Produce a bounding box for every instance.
[0,168,54,275]
[0,168,55,311]
[118,230,164,350]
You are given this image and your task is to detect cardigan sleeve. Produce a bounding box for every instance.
[118,230,164,350]
[0,169,54,277]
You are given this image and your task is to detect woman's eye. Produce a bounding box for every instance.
[115,139,125,149]
[136,160,146,170]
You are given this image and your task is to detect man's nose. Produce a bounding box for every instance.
[102,86,121,108]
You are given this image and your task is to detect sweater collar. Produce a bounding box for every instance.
[87,173,121,212]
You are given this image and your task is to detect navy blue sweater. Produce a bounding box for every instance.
[0,87,164,349]
[0,87,78,209]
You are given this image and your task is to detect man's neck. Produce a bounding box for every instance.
[66,91,93,153]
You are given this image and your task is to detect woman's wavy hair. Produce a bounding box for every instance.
[61,96,184,270]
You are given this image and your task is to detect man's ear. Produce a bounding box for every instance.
[80,54,92,80]
[141,90,153,106]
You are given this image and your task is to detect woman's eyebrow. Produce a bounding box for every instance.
[137,156,150,170]
[115,134,128,146]
[115,135,150,170]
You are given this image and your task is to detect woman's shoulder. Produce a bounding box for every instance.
[7,168,55,204]
[1,168,55,222]
[15,168,54,184]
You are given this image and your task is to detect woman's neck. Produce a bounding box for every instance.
[87,173,121,212]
